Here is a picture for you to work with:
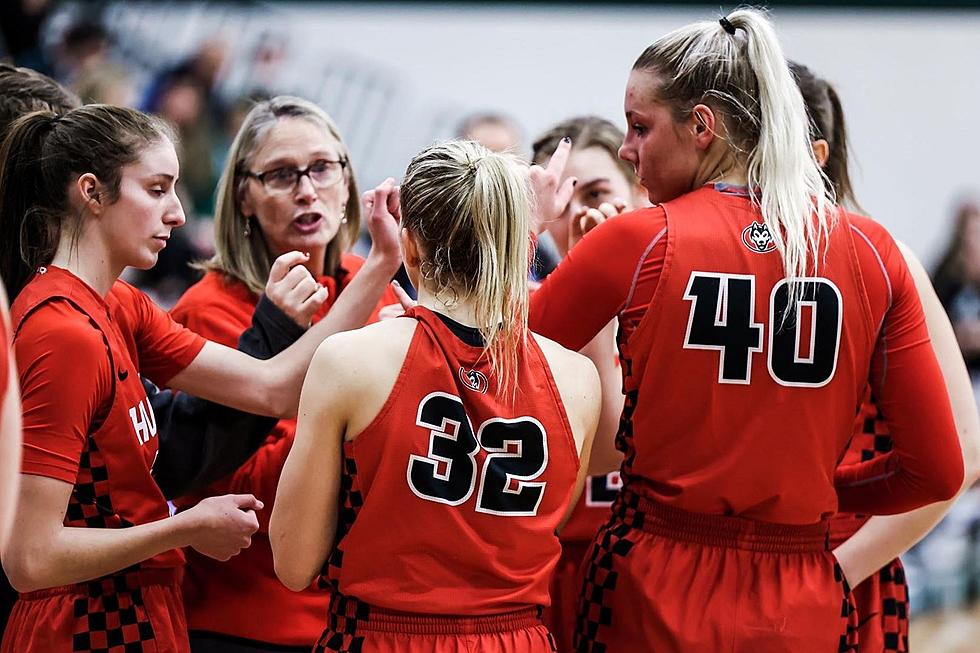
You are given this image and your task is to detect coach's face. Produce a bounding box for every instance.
[240,117,350,268]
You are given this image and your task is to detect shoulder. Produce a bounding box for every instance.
[15,299,108,366]
[532,332,600,402]
[316,318,417,370]
[173,272,254,312]
[307,318,418,403]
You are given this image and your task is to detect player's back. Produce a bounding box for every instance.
[322,305,583,615]
[623,186,881,524]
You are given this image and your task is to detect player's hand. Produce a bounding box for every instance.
[568,198,627,251]
[183,494,262,562]
[528,138,577,235]
[363,178,403,274]
[265,251,328,328]
[377,280,417,320]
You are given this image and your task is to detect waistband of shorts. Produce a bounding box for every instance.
[19,567,181,600]
[615,488,829,553]
[329,594,542,635]
[827,513,870,547]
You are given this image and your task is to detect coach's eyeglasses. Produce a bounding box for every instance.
[245,158,348,193]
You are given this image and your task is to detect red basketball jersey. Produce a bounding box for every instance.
[322,305,580,615]
[623,188,877,524]
[12,266,204,569]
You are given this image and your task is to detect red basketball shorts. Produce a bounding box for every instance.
[1,567,189,653]
[544,539,591,653]
[314,593,558,652]
[574,489,859,653]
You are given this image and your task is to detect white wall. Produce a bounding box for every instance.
[104,2,980,267]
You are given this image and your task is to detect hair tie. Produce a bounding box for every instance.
[719,17,737,36]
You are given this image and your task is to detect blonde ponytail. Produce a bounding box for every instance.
[633,8,836,303]
[400,140,531,399]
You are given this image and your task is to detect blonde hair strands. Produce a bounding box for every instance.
[400,140,532,400]
[635,8,836,304]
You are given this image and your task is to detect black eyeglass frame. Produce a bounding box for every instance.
[243,158,349,192]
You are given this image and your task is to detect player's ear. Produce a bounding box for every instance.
[811,139,830,168]
[401,228,421,267]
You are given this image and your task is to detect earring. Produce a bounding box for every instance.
[243,216,252,237]
[341,216,348,225]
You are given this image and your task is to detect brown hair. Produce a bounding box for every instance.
[0,64,81,139]
[789,61,861,212]
[201,96,360,295]
[0,105,174,298]
[531,115,635,186]
[400,140,531,398]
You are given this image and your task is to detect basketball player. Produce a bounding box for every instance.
[0,104,401,652]
[270,140,601,652]
[793,61,980,652]
[528,10,963,651]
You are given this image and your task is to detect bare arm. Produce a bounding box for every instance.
[270,335,352,591]
[3,474,262,592]
[579,319,624,477]
[168,182,402,418]
[833,241,980,587]
[0,284,20,553]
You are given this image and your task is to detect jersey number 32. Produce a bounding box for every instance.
[407,392,548,517]
[683,272,843,387]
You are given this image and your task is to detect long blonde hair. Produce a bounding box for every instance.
[634,8,835,297]
[201,96,360,294]
[400,140,532,398]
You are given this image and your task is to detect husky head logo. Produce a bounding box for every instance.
[458,367,489,394]
[741,221,776,254]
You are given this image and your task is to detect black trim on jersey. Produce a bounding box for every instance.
[434,312,486,347]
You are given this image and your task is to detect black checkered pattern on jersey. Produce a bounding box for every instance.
[313,593,367,653]
[316,451,364,592]
[71,568,156,653]
[573,491,640,653]
[834,561,859,653]
[879,559,910,652]
[858,396,894,462]
[65,435,132,529]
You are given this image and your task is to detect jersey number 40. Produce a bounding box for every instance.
[407,392,548,517]
[683,272,843,387]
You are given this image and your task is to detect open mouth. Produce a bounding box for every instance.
[293,212,325,233]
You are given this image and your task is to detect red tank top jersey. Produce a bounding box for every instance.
[169,254,397,646]
[12,266,204,570]
[323,305,579,615]
[530,185,961,525]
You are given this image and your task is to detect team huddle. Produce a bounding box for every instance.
[0,8,975,653]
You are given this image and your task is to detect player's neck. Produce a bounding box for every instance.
[694,145,747,189]
[50,228,121,297]
[416,286,485,329]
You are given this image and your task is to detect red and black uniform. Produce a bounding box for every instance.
[2,266,205,653]
[315,305,579,653]
[529,185,962,652]
[545,468,620,652]
[830,392,910,652]
[169,255,396,651]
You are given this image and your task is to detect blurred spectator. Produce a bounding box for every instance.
[456,111,524,155]
[934,201,980,376]
[0,0,53,72]
[54,19,111,85]
[71,61,136,107]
